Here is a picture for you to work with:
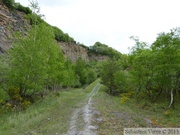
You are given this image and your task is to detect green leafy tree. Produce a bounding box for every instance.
[74,57,87,86]
[151,28,180,108]
[114,70,128,93]
[130,49,157,100]
[62,59,76,87]
[14,3,32,14]
[128,28,180,108]
[100,59,120,95]
[89,42,121,59]
[52,26,76,43]
[6,24,64,98]
[84,68,97,84]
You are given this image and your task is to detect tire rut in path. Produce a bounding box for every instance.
[66,83,101,135]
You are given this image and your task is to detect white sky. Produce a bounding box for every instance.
[15,0,180,54]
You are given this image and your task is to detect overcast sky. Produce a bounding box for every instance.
[15,0,180,54]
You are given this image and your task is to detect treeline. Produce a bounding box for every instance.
[2,0,32,14]
[89,42,121,59]
[0,0,122,113]
[100,28,180,109]
[0,23,97,111]
[0,1,97,112]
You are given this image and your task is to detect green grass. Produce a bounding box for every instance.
[1,80,179,135]
[84,78,101,94]
[94,90,137,135]
[0,79,100,135]
[93,84,180,135]
[125,99,180,127]
[0,89,84,134]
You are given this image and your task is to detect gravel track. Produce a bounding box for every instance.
[66,83,101,135]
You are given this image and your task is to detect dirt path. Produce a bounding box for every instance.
[66,83,101,135]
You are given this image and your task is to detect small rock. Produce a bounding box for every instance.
[96,117,103,122]
[89,125,98,130]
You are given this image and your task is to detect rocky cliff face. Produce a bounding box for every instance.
[59,42,109,62]
[59,42,89,62]
[0,2,108,61]
[0,1,30,54]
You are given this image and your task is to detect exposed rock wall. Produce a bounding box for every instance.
[0,1,30,54]
[89,54,109,61]
[58,42,89,62]
[59,42,109,62]
[0,2,108,61]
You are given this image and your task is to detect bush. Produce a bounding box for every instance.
[16,4,32,14]
[120,92,134,104]
[164,109,171,117]
[26,14,44,25]
[89,42,121,59]
[53,26,76,43]
[2,0,15,9]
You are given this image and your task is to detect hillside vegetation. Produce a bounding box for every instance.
[0,0,180,132]
[0,0,121,111]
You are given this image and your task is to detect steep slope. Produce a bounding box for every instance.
[59,42,89,62]
[59,42,109,62]
[0,1,30,54]
[0,1,116,61]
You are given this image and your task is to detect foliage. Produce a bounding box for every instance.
[53,26,76,43]
[114,70,128,93]
[120,95,130,104]
[77,42,89,49]
[89,42,122,59]
[85,68,97,84]
[15,3,32,14]
[74,57,98,86]
[2,0,15,9]
[128,28,180,108]
[100,27,180,109]
[25,12,45,25]
[0,24,65,103]
[2,0,32,14]
[100,59,121,95]
[61,59,76,87]
[100,58,132,96]
[74,57,86,85]
[164,109,171,117]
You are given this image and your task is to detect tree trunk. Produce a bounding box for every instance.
[168,89,174,108]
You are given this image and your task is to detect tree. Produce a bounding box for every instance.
[100,59,120,95]
[52,26,76,43]
[130,49,157,100]
[114,70,128,93]
[127,28,180,108]
[89,42,121,59]
[74,57,87,86]
[151,28,180,108]
[62,59,76,88]
[5,24,64,98]
[84,68,97,84]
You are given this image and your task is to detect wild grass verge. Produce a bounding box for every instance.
[0,89,86,135]
[94,84,180,135]
[0,79,100,135]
